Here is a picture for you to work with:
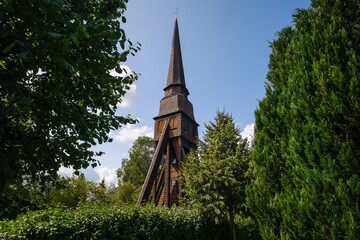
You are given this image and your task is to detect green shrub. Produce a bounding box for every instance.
[0,204,260,240]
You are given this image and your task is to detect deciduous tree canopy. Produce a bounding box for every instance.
[117,136,154,188]
[115,136,154,204]
[0,0,139,194]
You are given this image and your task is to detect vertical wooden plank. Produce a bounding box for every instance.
[164,142,170,207]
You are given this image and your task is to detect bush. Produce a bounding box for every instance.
[0,204,260,240]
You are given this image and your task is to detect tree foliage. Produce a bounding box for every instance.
[112,181,140,204]
[0,175,54,220]
[49,174,107,208]
[247,0,360,239]
[180,110,251,240]
[0,0,140,193]
[117,136,154,188]
[114,136,154,204]
[0,204,260,240]
[0,174,116,219]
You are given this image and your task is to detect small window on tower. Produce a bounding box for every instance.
[170,117,177,129]
[172,180,176,186]
[184,121,189,135]
[192,124,197,137]
[158,120,164,133]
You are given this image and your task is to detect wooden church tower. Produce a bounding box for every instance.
[137,19,198,207]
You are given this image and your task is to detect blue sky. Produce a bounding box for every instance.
[59,0,311,185]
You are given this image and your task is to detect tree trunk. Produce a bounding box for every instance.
[229,210,236,240]
[0,174,8,195]
[0,159,19,195]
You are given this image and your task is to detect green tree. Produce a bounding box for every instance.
[114,136,153,204]
[0,175,65,219]
[50,174,90,208]
[0,177,34,220]
[247,1,360,239]
[180,110,251,240]
[0,0,140,194]
[50,174,114,208]
[111,181,140,204]
[117,136,154,188]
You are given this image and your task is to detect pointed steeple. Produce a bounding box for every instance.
[137,18,198,206]
[155,18,197,122]
[164,19,189,96]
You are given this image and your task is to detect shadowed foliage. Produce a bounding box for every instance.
[0,0,140,194]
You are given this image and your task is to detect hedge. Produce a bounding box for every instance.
[0,204,260,239]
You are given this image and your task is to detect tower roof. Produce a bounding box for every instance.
[164,19,189,96]
[155,18,197,124]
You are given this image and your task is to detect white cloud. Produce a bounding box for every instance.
[58,166,118,186]
[117,84,137,108]
[109,124,153,145]
[241,123,255,145]
[95,167,118,186]
[57,166,74,177]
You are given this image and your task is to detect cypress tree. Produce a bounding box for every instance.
[247,0,360,239]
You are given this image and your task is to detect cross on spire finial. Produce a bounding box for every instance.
[174,6,179,17]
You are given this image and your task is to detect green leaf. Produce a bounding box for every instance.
[122,16,126,23]
[72,36,79,47]
[119,39,125,49]
[3,42,16,53]
[48,32,63,38]
[62,39,70,52]
[21,97,32,105]
[65,62,72,69]
[76,25,88,38]
[18,52,28,59]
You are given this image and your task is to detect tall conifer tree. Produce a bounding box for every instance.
[181,110,251,240]
[247,0,360,239]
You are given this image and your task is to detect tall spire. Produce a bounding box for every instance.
[156,18,196,122]
[165,19,189,96]
[137,18,198,207]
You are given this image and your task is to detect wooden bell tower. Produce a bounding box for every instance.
[137,19,198,207]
